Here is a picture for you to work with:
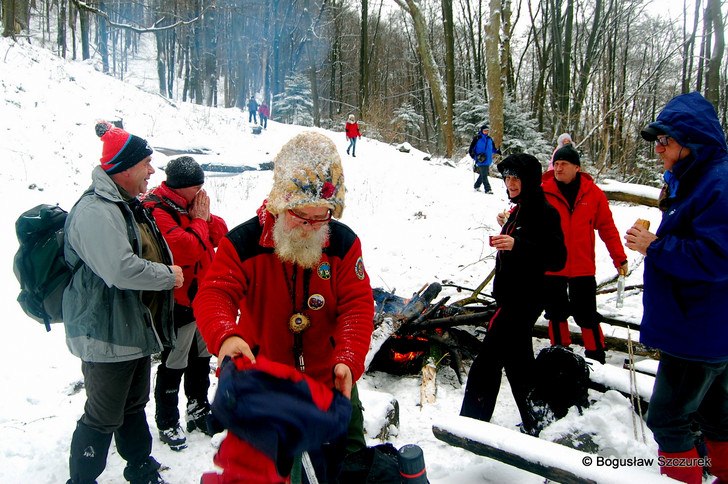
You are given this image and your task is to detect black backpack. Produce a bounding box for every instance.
[13,203,83,331]
[528,346,591,422]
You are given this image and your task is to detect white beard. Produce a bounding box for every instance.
[273,216,330,269]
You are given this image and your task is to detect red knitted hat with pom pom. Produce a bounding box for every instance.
[95,121,153,174]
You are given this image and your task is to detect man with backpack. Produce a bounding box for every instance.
[63,121,184,484]
[468,124,500,194]
[143,156,228,451]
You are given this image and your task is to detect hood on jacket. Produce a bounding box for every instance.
[641,92,728,177]
[497,153,544,201]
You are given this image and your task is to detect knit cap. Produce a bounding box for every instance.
[95,121,153,174]
[165,156,205,189]
[266,131,345,219]
[552,145,581,166]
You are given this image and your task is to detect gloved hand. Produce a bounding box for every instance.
[618,261,628,276]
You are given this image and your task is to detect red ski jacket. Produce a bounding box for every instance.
[193,203,374,387]
[143,182,228,308]
[345,121,361,139]
[542,171,626,277]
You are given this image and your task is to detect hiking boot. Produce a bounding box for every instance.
[124,457,166,484]
[484,190,493,194]
[186,399,213,436]
[158,423,187,451]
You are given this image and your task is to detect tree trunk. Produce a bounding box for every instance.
[485,0,504,148]
[359,0,369,116]
[442,0,455,157]
[703,0,724,108]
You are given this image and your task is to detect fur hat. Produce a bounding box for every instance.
[267,132,345,219]
[556,133,572,148]
[552,145,581,166]
[95,121,153,175]
[165,156,205,189]
[347,114,356,123]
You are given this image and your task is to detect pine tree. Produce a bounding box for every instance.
[391,103,424,143]
[273,73,314,127]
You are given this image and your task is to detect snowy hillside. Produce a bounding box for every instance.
[1,37,672,483]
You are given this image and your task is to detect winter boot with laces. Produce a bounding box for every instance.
[158,423,187,451]
[186,399,213,436]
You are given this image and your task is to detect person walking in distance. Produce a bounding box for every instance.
[64,121,184,484]
[468,124,501,194]
[247,96,259,124]
[259,101,270,129]
[626,92,728,484]
[345,114,361,157]
[143,156,228,451]
[542,145,627,364]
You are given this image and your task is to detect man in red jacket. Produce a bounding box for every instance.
[143,156,228,451]
[542,146,627,364]
[194,131,374,483]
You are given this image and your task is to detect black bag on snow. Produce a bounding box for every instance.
[13,204,77,331]
[340,443,402,484]
[528,345,591,422]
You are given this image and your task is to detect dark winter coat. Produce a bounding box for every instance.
[493,155,566,308]
[469,133,498,167]
[247,98,258,113]
[640,92,728,362]
[542,171,626,277]
[193,202,374,387]
[142,182,228,311]
[63,166,176,362]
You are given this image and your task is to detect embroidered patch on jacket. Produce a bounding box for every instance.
[317,262,332,280]
[308,294,325,310]
[355,257,366,280]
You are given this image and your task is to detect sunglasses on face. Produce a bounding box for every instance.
[655,135,671,146]
[288,209,332,226]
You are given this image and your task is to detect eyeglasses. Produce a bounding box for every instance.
[655,135,671,147]
[287,209,332,226]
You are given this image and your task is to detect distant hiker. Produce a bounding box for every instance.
[143,156,228,451]
[194,132,373,482]
[258,102,270,129]
[626,91,728,484]
[548,132,573,170]
[460,153,566,436]
[542,145,627,364]
[345,114,361,157]
[247,96,259,124]
[64,121,184,484]
[468,124,501,194]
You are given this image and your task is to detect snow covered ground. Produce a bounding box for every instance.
[1,37,681,482]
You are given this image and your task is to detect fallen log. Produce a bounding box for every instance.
[603,190,659,207]
[432,417,671,484]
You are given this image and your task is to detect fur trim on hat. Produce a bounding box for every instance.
[95,121,153,175]
[347,114,355,123]
[267,132,345,218]
[556,133,572,148]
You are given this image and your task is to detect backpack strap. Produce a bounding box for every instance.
[144,193,207,248]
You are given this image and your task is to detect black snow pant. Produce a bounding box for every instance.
[154,341,211,430]
[543,275,606,363]
[460,303,543,434]
[69,357,159,484]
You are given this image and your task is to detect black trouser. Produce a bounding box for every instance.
[460,303,543,433]
[543,275,606,362]
[473,165,492,192]
[154,340,211,429]
[69,357,155,483]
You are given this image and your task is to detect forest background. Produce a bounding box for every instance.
[2,0,726,186]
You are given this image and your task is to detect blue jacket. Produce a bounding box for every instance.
[469,133,498,167]
[640,92,728,362]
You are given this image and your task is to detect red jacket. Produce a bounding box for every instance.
[143,182,228,308]
[193,203,374,387]
[258,104,270,118]
[542,171,626,277]
[345,121,361,139]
